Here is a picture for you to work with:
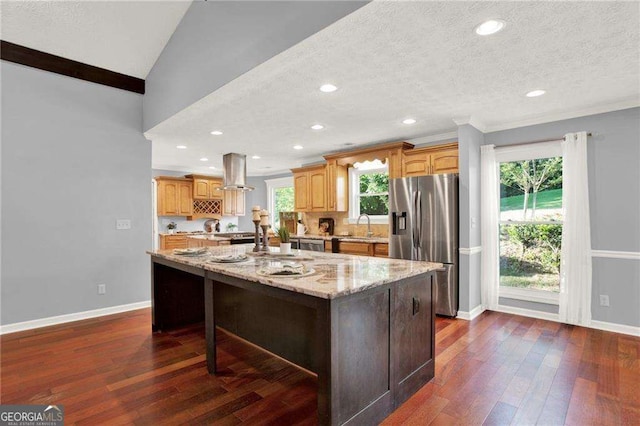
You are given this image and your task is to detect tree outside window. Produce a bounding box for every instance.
[350,164,389,219]
[499,156,563,293]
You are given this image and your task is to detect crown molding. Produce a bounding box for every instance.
[452,115,487,133]
[484,98,640,133]
[409,131,458,145]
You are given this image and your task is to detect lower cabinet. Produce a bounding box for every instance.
[187,238,231,248]
[336,241,389,257]
[159,235,188,250]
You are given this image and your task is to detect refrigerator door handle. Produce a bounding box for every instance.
[412,191,419,250]
[416,190,422,249]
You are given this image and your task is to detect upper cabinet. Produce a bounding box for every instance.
[402,143,459,177]
[156,177,193,216]
[191,176,223,200]
[184,174,224,219]
[291,163,348,213]
[223,190,246,216]
[292,165,328,212]
[325,161,349,212]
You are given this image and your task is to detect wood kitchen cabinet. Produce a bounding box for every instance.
[185,175,225,219]
[186,175,223,200]
[223,190,245,216]
[292,165,327,212]
[292,163,347,212]
[402,143,459,177]
[156,177,193,216]
[337,241,389,257]
[159,234,188,250]
[187,238,231,248]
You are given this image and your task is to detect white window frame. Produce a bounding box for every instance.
[266,176,294,229]
[495,140,563,305]
[348,165,389,224]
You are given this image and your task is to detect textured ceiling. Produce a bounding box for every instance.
[0,0,191,79]
[147,0,639,176]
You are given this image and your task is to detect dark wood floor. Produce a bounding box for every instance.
[1,309,638,425]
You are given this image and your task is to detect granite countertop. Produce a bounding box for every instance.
[148,245,439,299]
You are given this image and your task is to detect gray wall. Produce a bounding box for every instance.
[457,124,483,313]
[485,107,640,327]
[144,0,368,131]
[237,173,292,231]
[1,61,152,325]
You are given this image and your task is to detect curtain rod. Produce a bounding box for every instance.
[503,132,593,147]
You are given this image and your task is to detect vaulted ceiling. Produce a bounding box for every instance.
[2,1,638,176]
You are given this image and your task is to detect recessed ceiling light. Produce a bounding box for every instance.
[210,130,223,136]
[402,118,417,125]
[344,142,355,146]
[475,19,506,36]
[311,124,324,130]
[208,166,216,169]
[176,145,187,149]
[251,155,261,159]
[319,84,337,93]
[526,89,546,97]
[293,145,304,150]
[200,157,208,162]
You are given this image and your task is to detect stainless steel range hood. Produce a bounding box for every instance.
[222,153,254,191]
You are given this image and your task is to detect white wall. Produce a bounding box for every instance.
[1,61,152,325]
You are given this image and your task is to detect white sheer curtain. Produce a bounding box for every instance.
[559,131,592,325]
[480,145,499,310]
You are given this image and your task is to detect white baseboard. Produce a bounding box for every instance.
[456,304,485,321]
[492,305,640,337]
[590,320,640,337]
[0,301,151,335]
[495,304,560,322]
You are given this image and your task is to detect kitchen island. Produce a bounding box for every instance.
[148,246,441,425]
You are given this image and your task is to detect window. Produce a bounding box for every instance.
[266,177,294,230]
[349,161,389,222]
[496,141,563,304]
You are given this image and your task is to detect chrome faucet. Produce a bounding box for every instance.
[357,214,373,238]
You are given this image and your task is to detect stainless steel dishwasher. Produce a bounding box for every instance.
[297,238,325,252]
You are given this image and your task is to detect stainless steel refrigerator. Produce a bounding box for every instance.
[389,174,459,317]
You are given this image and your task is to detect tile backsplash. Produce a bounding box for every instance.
[302,212,389,237]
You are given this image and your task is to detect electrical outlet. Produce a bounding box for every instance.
[599,295,609,307]
[98,284,106,295]
[116,219,131,230]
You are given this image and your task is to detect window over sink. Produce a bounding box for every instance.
[348,160,389,223]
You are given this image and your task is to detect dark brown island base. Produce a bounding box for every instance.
[148,245,442,425]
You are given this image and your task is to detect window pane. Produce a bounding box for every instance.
[360,195,389,215]
[500,157,563,221]
[273,186,294,229]
[499,223,562,292]
[359,172,389,194]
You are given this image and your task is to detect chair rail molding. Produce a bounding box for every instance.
[459,246,482,255]
[590,249,640,260]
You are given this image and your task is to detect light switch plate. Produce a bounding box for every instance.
[599,295,610,307]
[116,219,131,230]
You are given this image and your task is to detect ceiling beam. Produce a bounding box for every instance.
[0,40,145,94]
